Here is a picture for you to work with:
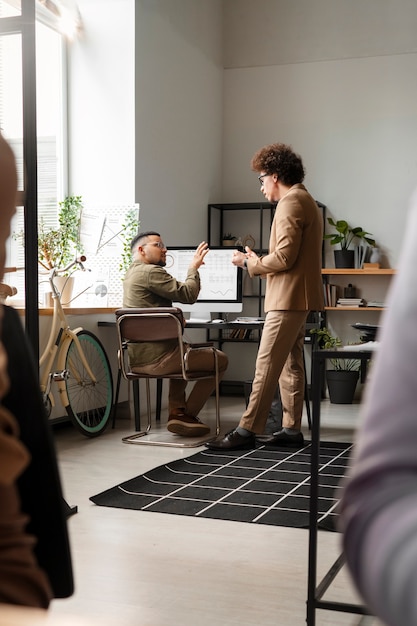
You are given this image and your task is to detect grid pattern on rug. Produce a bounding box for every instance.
[90,442,352,529]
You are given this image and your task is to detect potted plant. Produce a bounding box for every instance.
[38,195,83,271]
[324,218,375,268]
[38,195,84,304]
[222,233,236,246]
[311,327,360,404]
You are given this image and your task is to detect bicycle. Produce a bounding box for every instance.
[39,257,113,437]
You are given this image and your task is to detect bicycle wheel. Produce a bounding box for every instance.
[64,330,113,437]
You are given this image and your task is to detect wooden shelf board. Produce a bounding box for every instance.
[325,306,385,311]
[322,268,395,275]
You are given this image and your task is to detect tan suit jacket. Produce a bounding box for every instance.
[247,184,324,312]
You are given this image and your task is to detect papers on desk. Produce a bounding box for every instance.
[367,301,386,308]
[233,317,264,323]
[339,341,380,352]
[336,298,366,307]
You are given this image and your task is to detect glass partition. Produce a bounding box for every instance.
[1,16,65,305]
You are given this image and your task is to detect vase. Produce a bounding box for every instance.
[54,275,75,306]
[369,247,381,264]
[222,240,235,247]
[334,249,355,268]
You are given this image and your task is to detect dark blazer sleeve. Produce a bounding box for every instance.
[1,305,74,598]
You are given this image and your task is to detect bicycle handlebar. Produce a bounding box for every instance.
[53,256,88,276]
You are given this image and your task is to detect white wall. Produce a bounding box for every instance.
[222,0,417,269]
[134,0,224,243]
[223,0,417,68]
[68,1,417,266]
[68,0,135,206]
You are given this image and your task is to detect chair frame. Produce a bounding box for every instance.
[115,307,221,447]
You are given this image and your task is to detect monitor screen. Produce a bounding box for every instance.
[166,246,243,322]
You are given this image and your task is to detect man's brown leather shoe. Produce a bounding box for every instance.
[205,429,256,451]
[167,413,210,437]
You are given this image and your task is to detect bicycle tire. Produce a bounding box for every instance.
[64,330,113,437]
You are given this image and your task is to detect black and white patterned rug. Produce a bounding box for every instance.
[90,441,352,530]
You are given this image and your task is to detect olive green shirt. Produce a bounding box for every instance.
[122,260,200,367]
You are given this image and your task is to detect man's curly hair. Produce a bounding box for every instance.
[250,143,305,186]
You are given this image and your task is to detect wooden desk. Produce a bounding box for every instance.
[307,347,375,625]
[30,307,117,316]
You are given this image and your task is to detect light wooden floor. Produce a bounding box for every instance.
[48,396,383,626]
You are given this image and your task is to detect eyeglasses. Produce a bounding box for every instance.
[258,173,269,187]
[143,241,166,250]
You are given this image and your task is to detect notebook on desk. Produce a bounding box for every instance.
[233,317,264,323]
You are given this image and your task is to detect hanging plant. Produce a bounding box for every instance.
[119,207,140,275]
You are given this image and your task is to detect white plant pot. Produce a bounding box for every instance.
[54,275,75,306]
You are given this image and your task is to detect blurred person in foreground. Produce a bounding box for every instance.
[0,130,73,607]
[339,189,417,626]
[0,130,51,606]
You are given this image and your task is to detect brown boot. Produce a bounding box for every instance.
[167,411,210,437]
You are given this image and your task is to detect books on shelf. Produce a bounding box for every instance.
[336,298,366,307]
[323,283,338,307]
[228,328,253,340]
[354,244,370,269]
[367,301,385,308]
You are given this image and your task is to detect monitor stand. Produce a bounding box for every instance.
[186,311,212,324]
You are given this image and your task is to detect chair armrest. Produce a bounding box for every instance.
[188,342,214,348]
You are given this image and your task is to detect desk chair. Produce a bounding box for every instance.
[115,307,221,447]
[112,366,162,430]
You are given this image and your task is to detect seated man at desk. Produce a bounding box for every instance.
[122,231,228,437]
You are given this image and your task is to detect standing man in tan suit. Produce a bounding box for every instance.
[207,143,324,451]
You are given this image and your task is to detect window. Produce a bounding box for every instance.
[0,2,67,303]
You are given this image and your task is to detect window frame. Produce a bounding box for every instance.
[0,0,71,357]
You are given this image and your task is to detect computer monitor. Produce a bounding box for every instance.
[166,246,243,322]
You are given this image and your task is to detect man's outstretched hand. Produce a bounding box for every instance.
[190,241,210,269]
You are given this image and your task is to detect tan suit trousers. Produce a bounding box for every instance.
[132,343,228,417]
[239,310,308,433]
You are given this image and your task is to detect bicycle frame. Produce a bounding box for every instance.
[39,262,97,411]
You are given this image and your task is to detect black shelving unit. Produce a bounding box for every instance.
[208,202,275,319]
[206,201,325,395]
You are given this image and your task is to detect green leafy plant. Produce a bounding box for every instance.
[310,327,360,371]
[222,232,236,240]
[38,195,83,271]
[324,218,375,250]
[119,207,140,275]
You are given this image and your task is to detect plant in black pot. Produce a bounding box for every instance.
[222,232,237,246]
[311,327,360,404]
[324,218,375,268]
